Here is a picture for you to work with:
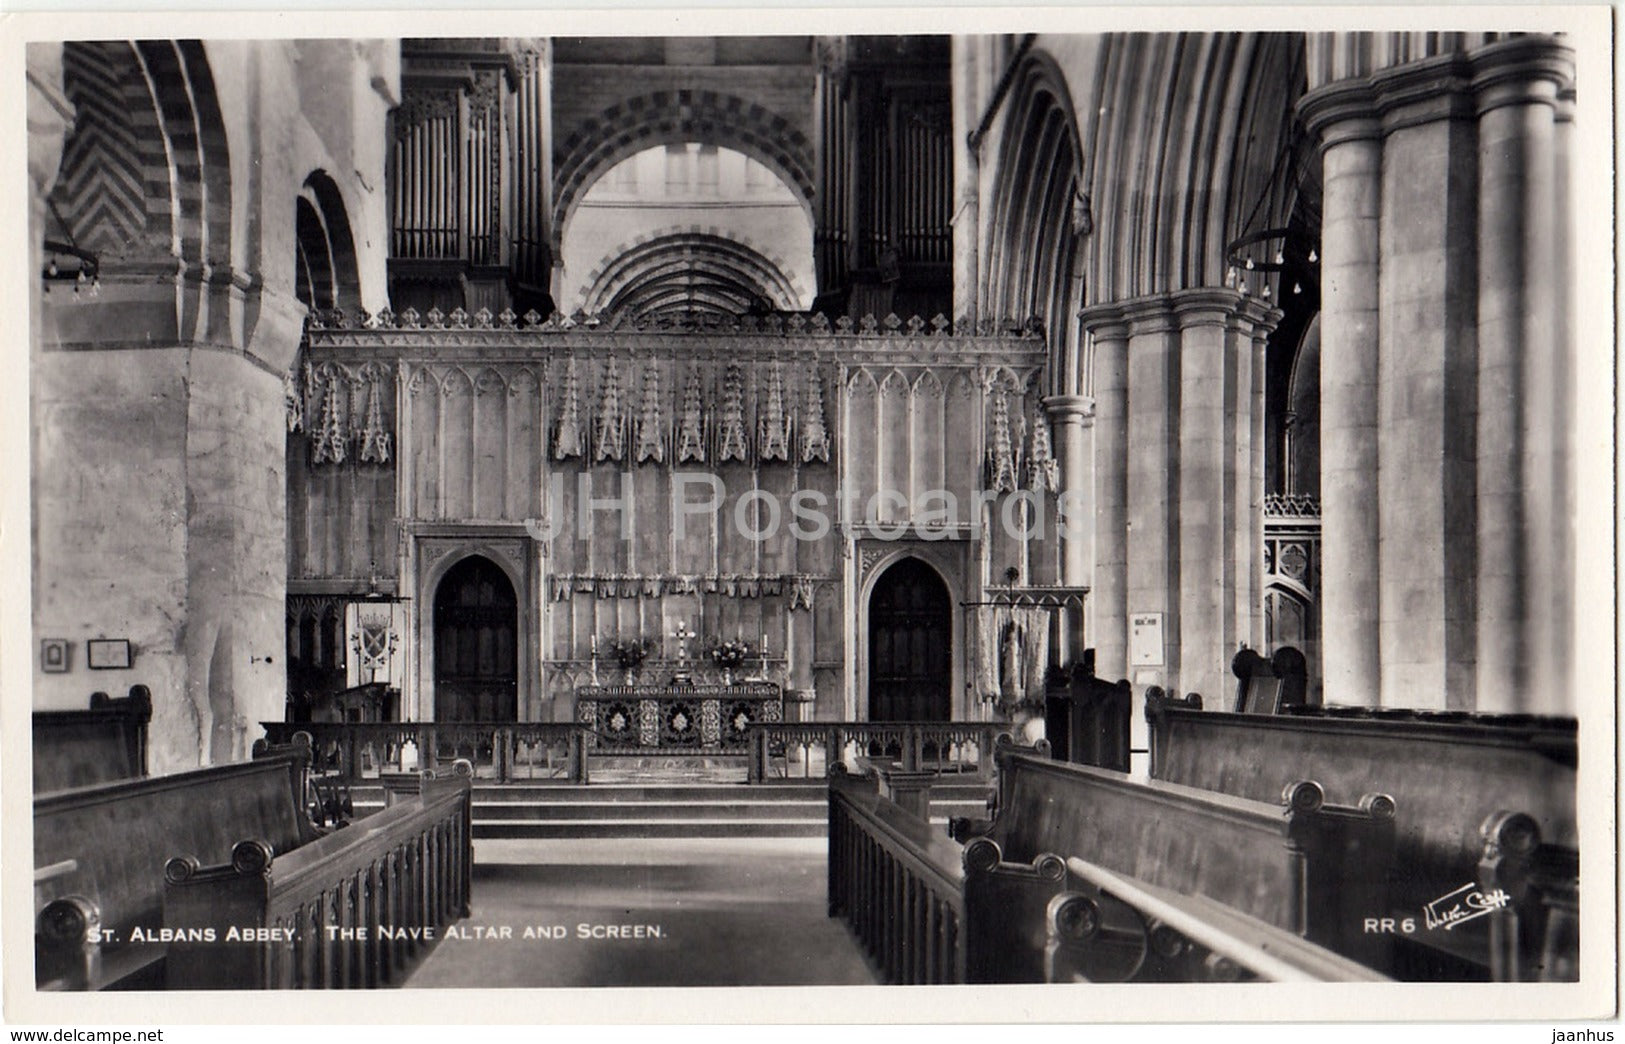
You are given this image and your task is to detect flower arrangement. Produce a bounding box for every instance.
[603,636,655,670]
[706,637,754,670]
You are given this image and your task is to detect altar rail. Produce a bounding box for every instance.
[746,722,1004,784]
[259,718,1007,786]
[261,722,587,783]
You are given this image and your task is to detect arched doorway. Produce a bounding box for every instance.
[433,555,518,721]
[867,558,952,721]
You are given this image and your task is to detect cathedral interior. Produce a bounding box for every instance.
[16,24,1609,1012]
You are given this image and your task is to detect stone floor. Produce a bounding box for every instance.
[406,838,878,988]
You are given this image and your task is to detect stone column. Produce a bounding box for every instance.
[1238,304,1274,658]
[1081,311,1130,683]
[1472,39,1571,712]
[1300,36,1574,714]
[1373,58,1480,710]
[1044,394,1095,588]
[1123,299,1178,695]
[1044,393,1094,666]
[1299,83,1384,707]
[1171,290,1235,703]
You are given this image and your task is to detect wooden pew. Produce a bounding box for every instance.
[1145,693,1578,981]
[253,732,354,828]
[1043,656,1132,770]
[161,763,473,989]
[1043,858,1389,982]
[828,754,1394,983]
[33,753,321,990]
[962,748,1398,978]
[33,687,152,793]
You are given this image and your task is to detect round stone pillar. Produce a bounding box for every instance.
[1300,83,1383,707]
[1472,38,1571,712]
[1043,394,1095,588]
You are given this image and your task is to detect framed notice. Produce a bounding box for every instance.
[39,639,69,673]
[86,638,132,670]
[1129,613,1164,666]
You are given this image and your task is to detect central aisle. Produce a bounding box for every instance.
[406,837,879,988]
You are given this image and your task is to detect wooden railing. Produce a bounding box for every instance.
[261,721,587,783]
[748,721,1003,783]
[827,769,965,984]
[260,718,1008,786]
[162,777,473,989]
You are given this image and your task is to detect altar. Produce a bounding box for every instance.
[574,682,783,753]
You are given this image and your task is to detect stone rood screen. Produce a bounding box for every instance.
[294,309,1068,723]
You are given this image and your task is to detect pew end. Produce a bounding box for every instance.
[1045,858,1391,983]
[161,775,475,988]
[1144,700,1578,980]
[960,838,1069,983]
[32,754,323,991]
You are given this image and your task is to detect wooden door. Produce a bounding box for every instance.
[433,556,518,721]
[867,558,951,721]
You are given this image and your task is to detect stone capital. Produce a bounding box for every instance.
[1298,78,1383,148]
[1369,55,1478,134]
[1043,394,1096,422]
[1470,36,1575,112]
[247,285,312,376]
[1077,302,1131,343]
[1168,287,1246,329]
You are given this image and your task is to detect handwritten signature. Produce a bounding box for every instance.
[1422,883,1512,931]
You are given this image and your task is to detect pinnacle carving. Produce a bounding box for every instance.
[675,364,707,464]
[634,364,665,465]
[594,358,626,463]
[554,357,585,460]
[1026,408,1057,494]
[800,367,830,464]
[987,390,1018,494]
[717,363,749,463]
[758,361,790,462]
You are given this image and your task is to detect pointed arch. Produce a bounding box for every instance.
[983,49,1087,394]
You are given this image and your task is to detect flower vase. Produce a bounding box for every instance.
[722,667,733,687]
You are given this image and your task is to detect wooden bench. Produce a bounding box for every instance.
[828,752,1394,983]
[161,763,473,989]
[33,753,320,990]
[1044,857,1388,982]
[33,687,152,793]
[958,749,1398,978]
[1145,693,1578,981]
[1043,656,1132,770]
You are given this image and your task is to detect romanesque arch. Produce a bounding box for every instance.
[578,229,807,318]
[552,89,816,243]
[48,40,233,344]
[296,170,362,312]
